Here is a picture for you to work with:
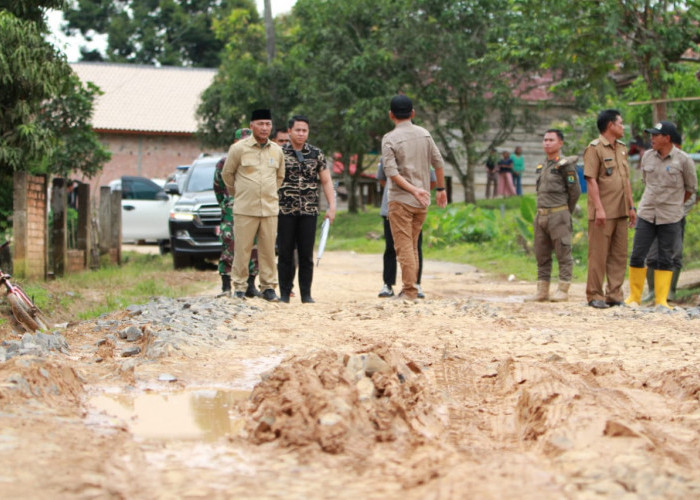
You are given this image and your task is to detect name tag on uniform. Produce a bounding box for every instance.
[270,158,275,166]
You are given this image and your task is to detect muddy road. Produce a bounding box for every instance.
[1,251,699,499]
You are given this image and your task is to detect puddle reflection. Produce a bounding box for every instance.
[89,389,250,441]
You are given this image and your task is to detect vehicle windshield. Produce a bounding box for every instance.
[184,162,217,192]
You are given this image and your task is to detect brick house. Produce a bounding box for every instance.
[70,62,217,193]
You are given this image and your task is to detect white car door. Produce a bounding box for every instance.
[120,177,173,241]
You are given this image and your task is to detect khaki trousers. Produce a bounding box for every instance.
[586,217,628,302]
[534,210,573,282]
[233,214,278,292]
[388,201,427,299]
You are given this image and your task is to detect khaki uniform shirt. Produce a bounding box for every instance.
[222,136,285,217]
[382,121,444,208]
[638,146,697,225]
[583,135,631,220]
[535,156,581,212]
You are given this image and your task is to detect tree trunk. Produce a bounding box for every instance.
[264,0,275,63]
[463,163,476,204]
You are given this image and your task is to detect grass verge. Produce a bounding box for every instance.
[14,252,213,323]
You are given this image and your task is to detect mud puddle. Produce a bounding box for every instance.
[88,388,250,441]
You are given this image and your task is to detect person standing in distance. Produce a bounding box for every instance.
[624,121,696,309]
[222,109,285,301]
[511,146,525,196]
[484,148,498,199]
[583,109,636,309]
[525,129,580,302]
[277,115,336,304]
[272,128,290,147]
[214,128,261,297]
[377,160,436,299]
[382,95,447,300]
[642,129,695,303]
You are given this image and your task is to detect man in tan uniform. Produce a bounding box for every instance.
[625,121,697,309]
[222,109,285,301]
[381,95,447,300]
[583,109,637,309]
[526,129,580,302]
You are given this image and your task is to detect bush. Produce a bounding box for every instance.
[423,204,498,246]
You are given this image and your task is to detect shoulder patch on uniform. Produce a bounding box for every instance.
[567,174,576,184]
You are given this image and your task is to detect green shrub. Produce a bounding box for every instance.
[423,204,498,246]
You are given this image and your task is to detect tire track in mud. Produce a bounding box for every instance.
[432,351,700,497]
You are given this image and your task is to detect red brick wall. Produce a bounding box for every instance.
[67,249,85,273]
[81,132,217,192]
[13,173,47,280]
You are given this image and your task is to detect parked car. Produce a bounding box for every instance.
[109,176,176,253]
[166,155,223,269]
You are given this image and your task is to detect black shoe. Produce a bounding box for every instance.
[262,289,279,302]
[233,291,246,299]
[301,295,315,304]
[588,300,609,309]
[606,300,624,307]
[245,277,262,298]
[280,294,290,303]
[221,274,231,293]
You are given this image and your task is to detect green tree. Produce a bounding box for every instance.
[37,74,112,179]
[506,0,700,121]
[0,0,64,25]
[623,64,700,151]
[1,3,109,233]
[62,0,234,67]
[286,0,401,212]
[390,0,533,203]
[196,1,276,148]
[0,10,72,172]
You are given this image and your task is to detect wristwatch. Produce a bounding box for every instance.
[436,187,446,192]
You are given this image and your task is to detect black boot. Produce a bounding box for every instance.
[245,275,262,298]
[221,275,231,295]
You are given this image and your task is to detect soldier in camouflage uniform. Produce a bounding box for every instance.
[526,129,581,302]
[214,128,260,296]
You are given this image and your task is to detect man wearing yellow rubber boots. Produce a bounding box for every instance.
[625,121,697,309]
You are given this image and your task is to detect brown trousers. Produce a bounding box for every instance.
[388,201,427,299]
[534,210,573,282]
[586,217,628,302]
[233,214,278,292]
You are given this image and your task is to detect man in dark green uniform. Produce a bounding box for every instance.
[526,129,581,302]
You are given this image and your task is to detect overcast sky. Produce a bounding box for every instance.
[47,0,297,62]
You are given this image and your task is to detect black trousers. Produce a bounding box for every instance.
[382,216,423,286]
[278,214,317,296]
[629,217,683,270]
[645,217,686,270]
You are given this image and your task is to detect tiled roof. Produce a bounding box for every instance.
[70,62,217,134]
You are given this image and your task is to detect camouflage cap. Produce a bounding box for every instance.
[235,128,252,140]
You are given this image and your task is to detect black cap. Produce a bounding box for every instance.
[670,129,682,146]
[251,109,272,121]
[645,120,678,137]
[390,95,413,119]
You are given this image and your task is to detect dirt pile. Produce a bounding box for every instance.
[246,344,446,455]
[0,356,84,407]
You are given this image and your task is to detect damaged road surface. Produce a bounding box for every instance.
[1,251,700,499]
